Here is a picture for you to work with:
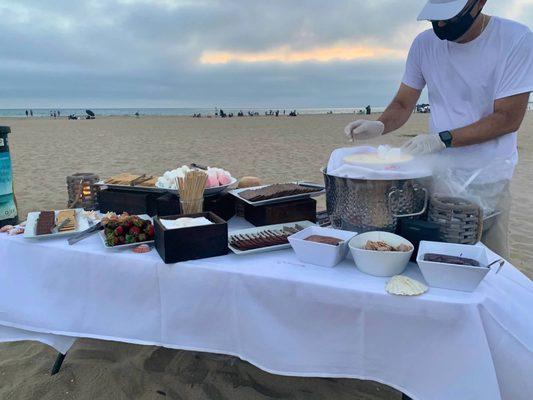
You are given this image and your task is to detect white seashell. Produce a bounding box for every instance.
[8,227,24,236]
[0,225,14,233]
[386,275,428,296]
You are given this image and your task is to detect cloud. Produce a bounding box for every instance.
[200,44,406,64]
[0,0,530,108]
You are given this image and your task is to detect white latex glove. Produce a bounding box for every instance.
[401,134,446,155]
[344,120,385,141]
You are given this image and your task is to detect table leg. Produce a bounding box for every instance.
[51,352,66,375]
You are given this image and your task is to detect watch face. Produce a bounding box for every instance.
[440,131,452,147]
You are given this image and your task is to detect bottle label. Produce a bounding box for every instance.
[0,194,17,221]
[0,152,13,196]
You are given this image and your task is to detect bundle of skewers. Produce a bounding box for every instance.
[175,170,208,214]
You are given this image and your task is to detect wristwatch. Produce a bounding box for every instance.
[438,130,453,148]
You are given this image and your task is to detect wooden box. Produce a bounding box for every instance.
[243,198,317,227]
[154,212,228,264]
[156,192,236,221]
[98,188,161,216]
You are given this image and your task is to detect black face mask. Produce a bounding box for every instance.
[432,0,483,41]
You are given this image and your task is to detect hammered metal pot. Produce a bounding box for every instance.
[322,168,431,233]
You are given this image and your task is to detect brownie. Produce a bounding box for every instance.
[239,183,319,202]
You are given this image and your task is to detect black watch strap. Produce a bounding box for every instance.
[438,130,453,148]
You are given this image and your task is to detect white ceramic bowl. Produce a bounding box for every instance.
[288,226,357,267]
[348,231,414,277]
[416,241,490,292]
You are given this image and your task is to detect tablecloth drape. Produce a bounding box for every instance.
[0,325,75,354]
[0,218,531,400]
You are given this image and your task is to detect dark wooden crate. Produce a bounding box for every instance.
[154,212,228,264]
[98,188,161,216]
[156,192,236,221]
[243,198,317,227]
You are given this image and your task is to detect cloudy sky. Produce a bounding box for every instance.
[0,0,531,109]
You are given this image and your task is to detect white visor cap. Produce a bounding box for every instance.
[417,0,469,21]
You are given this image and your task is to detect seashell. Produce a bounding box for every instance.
[0,225,14,233]
[132,244,151,254]
[8,227,25,236]
[386,275,428,296]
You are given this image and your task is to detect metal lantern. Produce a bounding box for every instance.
[67,173,99,210]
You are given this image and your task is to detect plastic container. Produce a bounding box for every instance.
[416,241,490,292]
[348,231,413,277]
[288,226,357,267]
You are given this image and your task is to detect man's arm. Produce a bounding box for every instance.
[379,83,422,134]
[451,92,530,147]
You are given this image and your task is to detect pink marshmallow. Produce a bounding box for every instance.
[206,174,219,188]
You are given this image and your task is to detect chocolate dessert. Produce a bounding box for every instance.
[304,235,342,246]
[36,211,55,235]
[423,253,480,267]
[229,225,303,251]
[239,183,319,202]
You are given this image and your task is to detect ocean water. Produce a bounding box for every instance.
[0,107,386,118]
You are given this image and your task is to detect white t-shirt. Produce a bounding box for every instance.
[402,17,533,181]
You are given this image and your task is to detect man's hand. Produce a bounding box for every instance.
[402,134,446,155]
[344,120,385,141]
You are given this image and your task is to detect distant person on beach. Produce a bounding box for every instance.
[344,0,532,258]
[57,110,60,117]
[365,105,371,115]
[25,110,28,117]
[30,110,33,117]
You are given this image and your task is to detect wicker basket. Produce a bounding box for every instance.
[428,196,483,244]
[67,173,99,210]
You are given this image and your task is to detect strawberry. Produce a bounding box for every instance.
[129,226,141,236]
[115,226,124,236]
[133,218,144,228]
[145,225,155,238]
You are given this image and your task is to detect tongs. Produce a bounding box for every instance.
[68,221,103,245]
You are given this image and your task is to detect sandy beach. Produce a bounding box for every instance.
[1,112,532,399]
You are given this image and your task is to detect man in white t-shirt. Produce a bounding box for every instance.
[344,0,532,258]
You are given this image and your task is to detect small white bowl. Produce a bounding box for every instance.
[288,226,357,267]
[416,241,490,292]
[348,231,414,277]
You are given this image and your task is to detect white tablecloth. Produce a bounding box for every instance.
[0,325,75,354]
[0,218,531,400]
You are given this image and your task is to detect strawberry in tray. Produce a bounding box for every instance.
[102,212,154,247]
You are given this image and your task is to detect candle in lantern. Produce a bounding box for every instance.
[67,173,99,211]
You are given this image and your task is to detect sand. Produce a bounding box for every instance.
[1,112,531,399]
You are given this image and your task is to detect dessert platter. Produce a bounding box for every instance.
[97,165,237,196]
[155,165,237,196]
[228,221,314,255]
[229,182,325,206]
[98,213,155,249]
[24,209,90,239]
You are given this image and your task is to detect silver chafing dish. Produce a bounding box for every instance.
[322,167,432,233]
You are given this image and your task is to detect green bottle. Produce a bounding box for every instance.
[0,126,18,227]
